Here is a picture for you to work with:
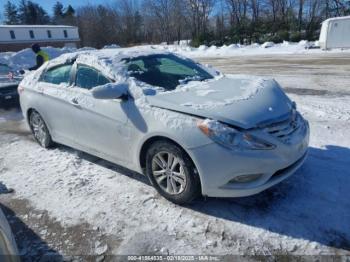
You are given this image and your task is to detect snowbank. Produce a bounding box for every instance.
[2,40,350,71]
[0,46,95,71]
[156,40,350,57]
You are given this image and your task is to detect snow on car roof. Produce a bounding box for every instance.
[49,46,172,81]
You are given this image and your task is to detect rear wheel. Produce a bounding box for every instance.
[29,110,53,148]
[146,140,201,204]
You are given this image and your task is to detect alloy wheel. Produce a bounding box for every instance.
[30,112,48,147]
[151,151,187,195]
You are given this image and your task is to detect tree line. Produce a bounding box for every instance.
[3,0,350,48]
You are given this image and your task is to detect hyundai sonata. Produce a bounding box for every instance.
[19,48,309,204]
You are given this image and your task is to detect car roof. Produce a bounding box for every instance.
[67,46,170,62]
[48,46,175,80]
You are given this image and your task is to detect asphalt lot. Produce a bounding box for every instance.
[0,53,350,260]
[197,53,350,96]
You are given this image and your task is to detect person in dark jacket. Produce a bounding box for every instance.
[28,43,49,71]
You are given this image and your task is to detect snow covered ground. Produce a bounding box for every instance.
[0,45,350,258]
[163,40,350,57]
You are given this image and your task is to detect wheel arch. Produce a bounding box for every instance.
[139,136,197,173]
[139,135,203,196]
[139,136,179,169]
[26,108,53,135]
[26,108,34,121]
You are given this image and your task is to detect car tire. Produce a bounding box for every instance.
[146,140,201,204]
[29,110,54,148]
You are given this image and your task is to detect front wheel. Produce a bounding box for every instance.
[146,141,201,204]
[29,110,53,148]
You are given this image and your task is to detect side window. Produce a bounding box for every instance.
[97,73,111,86]
[47,30,52,38]
[29,30,35,39]
[10,30,16,39]
[63,30,68,38]
[40,64,72,85]
[75,65,111,90]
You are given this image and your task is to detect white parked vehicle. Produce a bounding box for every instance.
[19,48,309,204]
[319,16,350,50]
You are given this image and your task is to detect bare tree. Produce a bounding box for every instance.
[77,5,120,48]
[298,0,304,32]
[49,0,350,48]
[187,0,215,39]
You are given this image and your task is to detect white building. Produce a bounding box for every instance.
[0,25,80,52]
[319,16,350,50]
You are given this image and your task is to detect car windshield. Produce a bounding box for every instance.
[125,54,213,90]
[0,64,11,75]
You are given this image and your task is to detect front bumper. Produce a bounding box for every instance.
[188,121,310,198]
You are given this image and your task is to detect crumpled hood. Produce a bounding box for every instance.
[146,76,293,129]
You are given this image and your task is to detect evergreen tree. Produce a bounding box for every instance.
[17,0,29,24]
[64,5,75,18]
[4,1,19,24]
[17,0,49,24]
[63,5,76,25]
[52,1,64,24]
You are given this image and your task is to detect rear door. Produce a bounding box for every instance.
[68,64,132,163]
[36,63,78,144]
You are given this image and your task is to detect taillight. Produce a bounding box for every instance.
[18,85,24,94]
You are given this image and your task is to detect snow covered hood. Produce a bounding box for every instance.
[147,76,294,129]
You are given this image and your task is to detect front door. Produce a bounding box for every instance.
[69,64,132,163]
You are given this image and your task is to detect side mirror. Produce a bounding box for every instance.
[91,83,128,100]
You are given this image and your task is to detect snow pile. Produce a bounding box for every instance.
[103,44,121,49]
[262,42,275,48]
[0,46,95,71]
[155,40,350,57]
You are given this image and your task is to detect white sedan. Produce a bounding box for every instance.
[19,48,309,204]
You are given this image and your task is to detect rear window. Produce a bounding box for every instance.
[29,30,35,39]
[9,30,16,39]
[40,64,72,85]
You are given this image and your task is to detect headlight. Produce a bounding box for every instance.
[197,119,275,150]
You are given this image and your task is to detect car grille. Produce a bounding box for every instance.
[263,111,304,144]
